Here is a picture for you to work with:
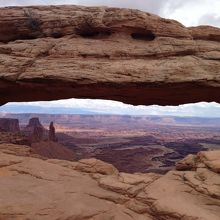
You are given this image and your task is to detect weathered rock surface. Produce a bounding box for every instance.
[75,158,119,175]
[0,118,20,133]
[0,143,219,220]
[176,150,220,173]
[0,5,220,105]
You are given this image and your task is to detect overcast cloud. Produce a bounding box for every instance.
[199,13,220,27]
[1,100,220,118]
[0,0,220,27]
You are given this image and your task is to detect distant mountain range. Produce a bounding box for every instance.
[0,105,96,115]
[1,101,220,118]
[1,113,220,128]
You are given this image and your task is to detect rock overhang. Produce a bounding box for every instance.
[0,5,220,105]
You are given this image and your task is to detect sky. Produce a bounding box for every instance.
[0,1,220,117]
[0,0,220,27]
[1,100,220,118]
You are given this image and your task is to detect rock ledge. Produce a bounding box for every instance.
[0,143,219,220]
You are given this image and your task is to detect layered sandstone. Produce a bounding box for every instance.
[0,118,20,133]
[23,117,45,142]
[0,143,219,220]
[0,5,220,105]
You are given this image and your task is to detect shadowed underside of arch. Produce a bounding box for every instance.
[0,5,220,105]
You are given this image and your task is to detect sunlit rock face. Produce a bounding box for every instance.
[0,143,219,220]
[0,5,220,105]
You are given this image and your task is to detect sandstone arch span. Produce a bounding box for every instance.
[0,5,220,105]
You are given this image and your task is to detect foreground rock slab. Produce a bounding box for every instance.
[0,5,220,105]
[0,143,220,220]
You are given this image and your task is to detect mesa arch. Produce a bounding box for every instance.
[0,5,220,106]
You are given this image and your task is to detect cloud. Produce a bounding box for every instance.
[1,0,220,27]
[198,13,220,27]
[0,0,166,15]
[1,99,220,117]
[0,0,78,7]
[163,0,220,27]
[78,0,166,15]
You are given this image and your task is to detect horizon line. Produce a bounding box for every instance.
[1,112,220,119]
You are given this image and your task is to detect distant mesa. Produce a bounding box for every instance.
[0,118,20,133]
[23,117,57,143]
[24,117,45,143]
[27,117,43,128]
[0,116,74,161]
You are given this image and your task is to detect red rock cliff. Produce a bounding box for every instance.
[0,118,20,133]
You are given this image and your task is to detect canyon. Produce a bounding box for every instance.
[0,4,220,220]
[1,114,220,174]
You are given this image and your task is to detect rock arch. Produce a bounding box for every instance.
[0,5,220,105]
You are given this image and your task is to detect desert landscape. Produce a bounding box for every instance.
[0,115,220,220]
[1,113,220,174]
[0,2,220,220]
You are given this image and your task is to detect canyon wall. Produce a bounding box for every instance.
[0,118,20,132]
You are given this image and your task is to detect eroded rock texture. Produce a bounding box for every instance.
[0,5,220,105]
[0,118,20,133]
[0,143,219,220]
